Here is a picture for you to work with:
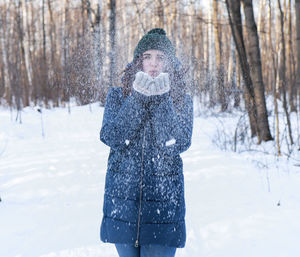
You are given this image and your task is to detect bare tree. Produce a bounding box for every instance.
[277,0,293,146]
[268,0,277,97]
[241,0,273,142]
[16,0,30,107]
[47,0,57,67]
[0,4,11,104]
[296,0,300,110]
[83,0,105,104]
[109,0,116,88]
[213,0,227,111]
[286,0,296,111]
[132,0,146,33]
[228,38,240,107]
[63,0,71,111]
[41,0,50,106]
[225,0,258,138]
[155,0,164,28]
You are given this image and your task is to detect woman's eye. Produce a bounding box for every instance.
[143,55,150,60]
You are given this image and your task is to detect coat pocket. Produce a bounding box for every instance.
[151,154,182,176]
[107,150,121,172]
[143,173,183,202]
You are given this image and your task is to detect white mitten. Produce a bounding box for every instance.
[133,71,155,96]
[152,73,170,95]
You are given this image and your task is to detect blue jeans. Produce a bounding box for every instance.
[115,244,177,257]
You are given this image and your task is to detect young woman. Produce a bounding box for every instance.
[99,28,193,257]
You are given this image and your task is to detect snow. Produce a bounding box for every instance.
[0,103,300,257]
[166,138,176,146]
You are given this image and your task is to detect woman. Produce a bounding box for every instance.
[99,28,193,257]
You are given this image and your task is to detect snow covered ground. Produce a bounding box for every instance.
[1,102,300,257]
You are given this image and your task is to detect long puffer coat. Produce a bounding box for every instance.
[100,86,193,248]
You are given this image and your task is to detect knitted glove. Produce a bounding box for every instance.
[133,71,155,97]
[152,73,170,95]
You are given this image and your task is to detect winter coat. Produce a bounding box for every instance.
[99,86,193,248]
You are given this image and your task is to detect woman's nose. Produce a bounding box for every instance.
[150,58,158,67]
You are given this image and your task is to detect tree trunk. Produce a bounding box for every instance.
[47,0,56,67]
[258,0,269,92]
[242,0,273,142]
[63,0,70,110]
[268,0,277,97]
[228,39,240,108]
[296,0,300,110]
[81,0,86,37]
[277,0,293,146]
[132,0,146,33]
[274,73,281,156]
[225,0,258,138]
[24,0,34,102]
[213,0,226,111]
[189,1,197,96]
[208,0,215,106]
[94,0,105,104]
[109,0,116,88]
[175,0,181,56]
[156,0,164,28]
[11,5,22,116]
[41,0,49,106]
[42,0,46,61]
[286,0,296,111]
[0,5,11,104]
[167,0,177,45]
[235,49,241,108]
[16,0,30,107]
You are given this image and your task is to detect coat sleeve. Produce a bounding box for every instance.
[100,87,149,150]
[150,94,193,156]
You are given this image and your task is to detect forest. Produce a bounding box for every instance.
[0,0,300,153]
[1,2,300,255]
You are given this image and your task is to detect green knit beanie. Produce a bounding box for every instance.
[133,28,175,62]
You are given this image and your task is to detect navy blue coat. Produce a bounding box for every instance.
[100,87,193,248]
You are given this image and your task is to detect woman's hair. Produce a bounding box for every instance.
[121,56,187,110]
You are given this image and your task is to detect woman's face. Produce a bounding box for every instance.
[142,49,166,77]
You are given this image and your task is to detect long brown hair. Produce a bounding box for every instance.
[121,55,187,110]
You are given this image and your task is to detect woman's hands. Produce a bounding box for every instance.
[133,71,170,96]
[133,71,154,96]
[153,73,170,95]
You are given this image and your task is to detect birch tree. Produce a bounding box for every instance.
[296,0,300,109]
[155,0,164,28]
[109,0,116,88]
[16,0,30,107]
[0,4,11,104]
[277,0,293,146]
[286,0,296,111]
[213,0,226,111]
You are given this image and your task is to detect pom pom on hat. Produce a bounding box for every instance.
[133,28,175,62]
[147,28,166,35]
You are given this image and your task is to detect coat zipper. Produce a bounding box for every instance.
[135,127,146,248]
